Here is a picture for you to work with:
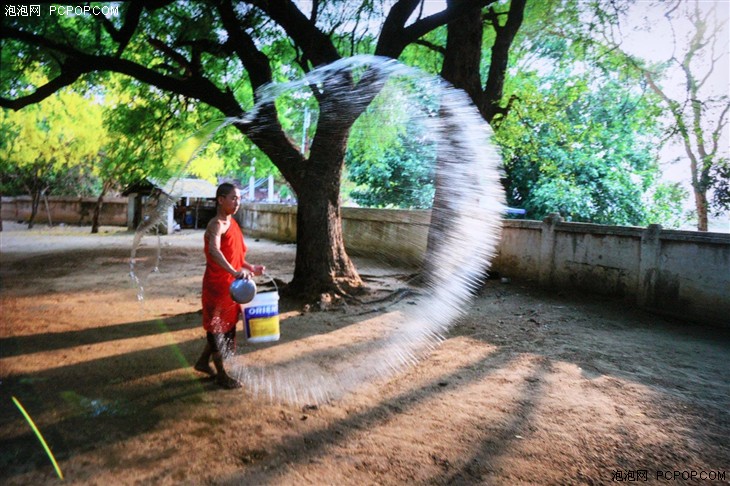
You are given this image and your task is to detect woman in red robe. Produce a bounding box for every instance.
[194,183,264,389]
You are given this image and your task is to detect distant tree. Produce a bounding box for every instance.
[343,74,439,209]
[711,160,730,215]
[549,0,729,230]
[496,57,684,225]
[441,0,688,227]
[0,86,105,228]
[645,182,690,229]
[632,0,729,231]
[91,79,226,233]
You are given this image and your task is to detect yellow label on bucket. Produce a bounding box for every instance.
[248,316,279,337]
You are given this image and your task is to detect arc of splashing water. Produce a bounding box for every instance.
[129,55,505,404]
[228,56,505,404]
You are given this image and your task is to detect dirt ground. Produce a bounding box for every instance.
[1,221,728,485]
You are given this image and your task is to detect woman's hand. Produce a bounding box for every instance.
[234,265,264,279]
[234,268,252,279]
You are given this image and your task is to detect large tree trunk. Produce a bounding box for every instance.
[442,0,484,109]
[289,178,362,299]
[241,72,382,300]
[284,115,362,300]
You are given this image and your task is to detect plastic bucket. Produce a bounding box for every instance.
[243,290,280,343]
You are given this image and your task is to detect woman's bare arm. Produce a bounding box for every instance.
[206,219,244,277]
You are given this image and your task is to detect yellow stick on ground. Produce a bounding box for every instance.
[11,396,64,480]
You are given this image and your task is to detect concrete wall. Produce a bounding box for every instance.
[497,214,730,324]
[2,196,128,226]
[239,203,298,243]
[3,198,727,324]
[641,226,730,324]
[238,204,432,265]
[236,204,730,326]
[341,208,431,265]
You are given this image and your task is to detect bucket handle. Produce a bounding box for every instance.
[259,272,279,293]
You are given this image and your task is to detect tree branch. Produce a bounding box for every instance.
[217,0,274,92]
[482,0,526,123]
[216,1,304,183]
[248,0,340,67]
[377,0,422,54]
[710,102,730,158]
[412,39,446,55]
[376,0,497,58]
[93,0,145,57]
[1,27,241,116]
[310,0,319,23]
[0,64,84,111]
[147,37,194,77]
[484,4,501,30]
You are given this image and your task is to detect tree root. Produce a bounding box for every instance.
[280,276,419,313]
[353,288,416,316]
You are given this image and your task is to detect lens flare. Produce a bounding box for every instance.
[12,396,64,480]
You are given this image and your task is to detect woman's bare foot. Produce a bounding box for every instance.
[194,359,216,377]
[216,374,242,389]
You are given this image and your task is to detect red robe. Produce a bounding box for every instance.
[202,219,247,333]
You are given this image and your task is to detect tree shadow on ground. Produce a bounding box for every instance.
[0,312,202,358]
[220,282,730,484]
[0,304,411,483]
[218,349,574,485]
[1,352,212,482]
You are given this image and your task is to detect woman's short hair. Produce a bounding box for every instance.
[216,182,237,199]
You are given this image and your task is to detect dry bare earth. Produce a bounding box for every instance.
[1,222,728,485]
